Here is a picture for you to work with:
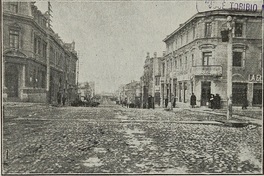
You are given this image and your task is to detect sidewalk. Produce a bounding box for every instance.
[164,102,262,126]
[3,102,46,108]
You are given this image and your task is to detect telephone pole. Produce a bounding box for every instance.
[226,16,233,120]
[46,1,52,103]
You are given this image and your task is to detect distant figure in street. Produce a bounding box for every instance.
[166,101,173,111]
[209,94,215,109]
[127,98,130,108]
[190,93,196,108]
[62,89,67,106]
[214,94,221,109]
[171,95,176,108]
[124,98,127,107]
[57,90,62,105]
[242,97,249,109]
[165,98,168,108]
[148,95,152,109]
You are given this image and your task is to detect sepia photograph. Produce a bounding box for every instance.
[1,0,263,174]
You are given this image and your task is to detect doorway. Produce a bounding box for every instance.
[232,83,247,106]
[253,83,262,105]
[179,82,182,102]
[201,81,211,106]
[5,64,19,97]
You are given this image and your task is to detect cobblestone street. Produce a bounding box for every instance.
[3,103,262,174]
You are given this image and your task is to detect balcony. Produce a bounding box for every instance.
[192,65,222,77]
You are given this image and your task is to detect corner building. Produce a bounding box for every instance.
[3,2,78,103]
[163,9,262,107]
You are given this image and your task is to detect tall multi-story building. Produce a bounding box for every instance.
[162,9,262,107]
[3,2,78,103]
[140,52,164,108]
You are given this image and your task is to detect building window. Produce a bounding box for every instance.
[180,57,182,69]
[162,63,165,76]
[192,54,194,66]
[9,30,19,49]
[186,32,188,44]
[170,59,173,71]
[155,77,160,86]
[167,60,170,72]
[34,36,37,53]
[185,56,188,69]
[41,71,46,88]
[175,59,177,69]
[233,52,242,67]
[37,38,41,55]
[43,42,47,58]
[9,2,18,13]
[180,35,183,46]
[193,27,196,39]
[202,52,212,66]
[205,22,212,37]
[234,23,243,37]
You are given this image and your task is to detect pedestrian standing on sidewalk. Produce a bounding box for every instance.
[214,94,221,109]
[167,101,173,111]
[190,93,196,108]
[209,94,215,109]
[62,89,67,106]
[165,98,168,108]
[242,97,248,109]
[57,90,62,105]
[171,94,176,108]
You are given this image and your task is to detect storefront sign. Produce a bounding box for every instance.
[248,74,262,82]
[196,0,260,12]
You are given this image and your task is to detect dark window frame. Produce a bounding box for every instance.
[205,22,212,37]
[9,2,18,13]
[234,23,243,37]
[9,30,19,49]
[233,51,243,67]
[202,52,212,66]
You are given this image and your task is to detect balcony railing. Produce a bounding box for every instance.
[192,65,222,76]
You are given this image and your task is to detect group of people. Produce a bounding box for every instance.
[208,94,221,109]
[190,93,221,109]
[164,95,176,111]
[57,89,67,106]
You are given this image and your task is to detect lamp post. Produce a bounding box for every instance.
[226,16,234,120]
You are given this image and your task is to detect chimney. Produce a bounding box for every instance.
[154,52,157,58]
[163,51,166,56]
[72,41,75,50]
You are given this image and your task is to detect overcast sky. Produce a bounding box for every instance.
[35,0,262,93]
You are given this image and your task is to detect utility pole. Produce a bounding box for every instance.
[152,52,157,109]
[46,1,52,103]
[76,51,80,98]
[226,16,233,120]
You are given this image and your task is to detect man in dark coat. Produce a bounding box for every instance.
[57,91,62,105]
[62,89,67,106]
[190,93,196,108]
[209,94,215,109]
[214,94,221,109]
[165,98,168,108]
[242,97,248,109]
